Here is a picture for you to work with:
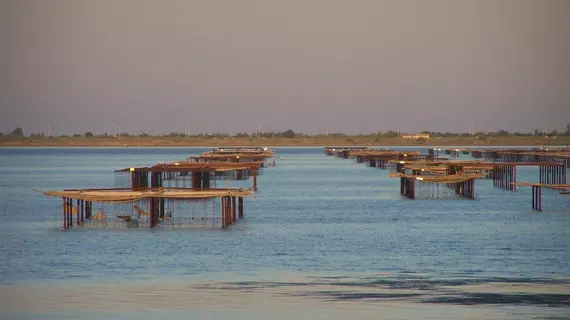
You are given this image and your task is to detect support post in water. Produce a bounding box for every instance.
[238,197,244,218]
[232,196,237,223]
[532,185,542,212]
[67,198,72,228]
[62,197,67,229]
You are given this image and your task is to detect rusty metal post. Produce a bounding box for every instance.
[225,196,229,226]
[221,197,225,228]
[513,166,517,191]
[68,198,73,228]
[502,165,505,189]
[76,199,81,225]
[86,201,91,219]
[232,196,237,223]
[149,197,159,228]
[228,196,232,225]
[238,197,244,218]
[81,200,85,224]
[62,197,67,229]
[538,187,542,211]
[532,186,536,210]
[562,159,570,184]
[192,172,201,189]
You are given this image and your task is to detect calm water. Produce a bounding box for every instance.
[1,147,569,319]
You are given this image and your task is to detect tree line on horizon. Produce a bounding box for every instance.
[2,125,570,139]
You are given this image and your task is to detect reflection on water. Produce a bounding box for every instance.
[1,272,569,319]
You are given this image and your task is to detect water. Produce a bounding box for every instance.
[0,147,569,319]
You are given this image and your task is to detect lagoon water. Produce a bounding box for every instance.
[0,147,569,319]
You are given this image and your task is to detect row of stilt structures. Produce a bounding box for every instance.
[467,147,570,166]
[395,159,567,193]
[45,147,275,230]
[191,147,274,164]
[324,147,444,169]
[117,161,263,192]
[325,146,569,207]
[325,147,482,200]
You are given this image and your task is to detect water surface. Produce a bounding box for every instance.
[0,147,569,319]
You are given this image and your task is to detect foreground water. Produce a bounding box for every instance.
[0,147,569,319]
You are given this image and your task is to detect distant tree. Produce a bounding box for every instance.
[494,130,509,137]
[382,130,398,138]
[416,137,427,144]
[84,132,94,137]
[73,133,82,137]
[565,122,570,136]
[11,127,24,137]
[140,132,149,137]
[549,130,558,137]
[474,131,486,137]
[282,129,295,138]
[330,133,347,138]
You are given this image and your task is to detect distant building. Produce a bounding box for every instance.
[401,133,430,140]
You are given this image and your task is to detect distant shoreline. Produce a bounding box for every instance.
[1,136,568,147]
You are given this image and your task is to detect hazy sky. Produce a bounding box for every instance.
[1,0,569,135]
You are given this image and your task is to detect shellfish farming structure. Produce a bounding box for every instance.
[515,182,570,212]
[195,147,274,164]
[114,161,264,191]
[43,147,275,230]
[388,164,482,200]
[44,187,252,229]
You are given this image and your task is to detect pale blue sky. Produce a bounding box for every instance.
[1,0,569,135]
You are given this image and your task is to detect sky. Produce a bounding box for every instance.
[1,0,569,136]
